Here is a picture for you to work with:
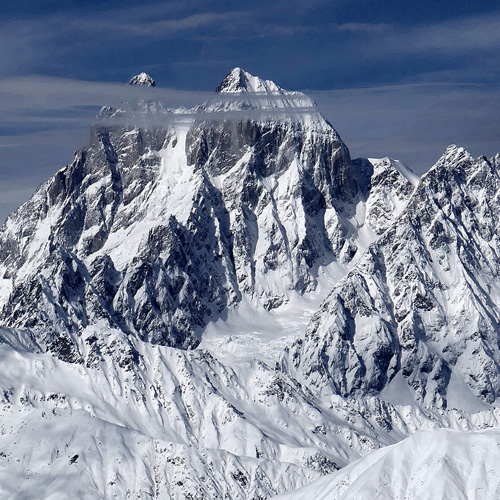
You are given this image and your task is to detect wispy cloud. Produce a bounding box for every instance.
[340,12,500,58]
[0,76,210,109]
[310,81,500,172]
[394,13,500,54]
[334,22,391,34]
[0,75,215,222]
[75,11,252,38]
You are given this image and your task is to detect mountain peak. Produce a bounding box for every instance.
[439,144,473,167]
[216,67,282,93]
[129,72,156,86]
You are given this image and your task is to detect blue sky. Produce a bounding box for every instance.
[1,0,499,221]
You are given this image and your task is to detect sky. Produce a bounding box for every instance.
[1,0,499,222]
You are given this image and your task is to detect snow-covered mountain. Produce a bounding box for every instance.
[3,324,500,499]
[0,68,414,362]
[282,145,500,408]
[216,67,284,93]
[1,68,500,499]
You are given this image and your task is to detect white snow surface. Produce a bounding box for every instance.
[273,427,500,500]
[199,261,364,366]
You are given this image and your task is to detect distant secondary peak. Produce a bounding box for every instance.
[216,67,282,93]
[129,72,156,87]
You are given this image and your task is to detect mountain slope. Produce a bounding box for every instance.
[3,329,500,499]
[282,146,500,407]
[0,405,320,500]
[274,428,500,500]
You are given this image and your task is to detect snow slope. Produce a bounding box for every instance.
[274,428,500,500]
[3,332,500,499]
[0,405,319,500]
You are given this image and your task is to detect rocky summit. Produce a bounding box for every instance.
[1,69,500,499]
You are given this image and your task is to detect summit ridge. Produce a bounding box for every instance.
[216,67,283,93]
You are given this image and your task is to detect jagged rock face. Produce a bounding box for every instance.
[0,123,234,355]
[282,146,500,408]
[356,157,419,235]
[184,116,356,302]
[0,69,416,360]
